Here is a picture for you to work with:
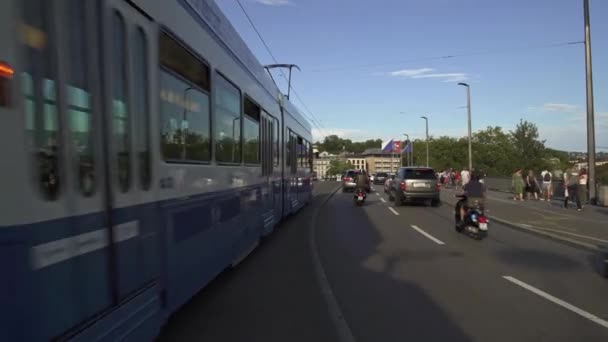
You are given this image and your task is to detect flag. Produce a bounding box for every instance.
[401,141,412,153]
[381,139,394,152]
[382,139,402,153]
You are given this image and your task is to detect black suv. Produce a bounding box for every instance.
[374,172,388,185]
[389,167,440,206]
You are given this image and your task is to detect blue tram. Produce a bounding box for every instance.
[0,0,313,340]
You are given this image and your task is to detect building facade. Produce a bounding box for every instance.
[361,148,402,174]
[313,151,339,179]
[347,157,366,171]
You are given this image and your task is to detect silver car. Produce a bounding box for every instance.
[389,167,440,206]
[342,169,369,192]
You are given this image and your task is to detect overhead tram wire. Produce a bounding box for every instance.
[234,0,328,137]
[308,40,584,73]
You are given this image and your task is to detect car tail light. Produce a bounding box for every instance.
[478,216,487,223]
[400,181,406,191]
[0,61,13,107]
[343,177,352,182]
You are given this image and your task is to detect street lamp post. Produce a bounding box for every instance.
[457,83,473,171]
[583,0,597,203]
[421,116,429,167]
[399,112,414,166]
[402,133,410,167]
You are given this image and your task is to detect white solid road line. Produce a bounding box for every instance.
[388,207,400,216]
[410,225,445,245]
[380,198,386,203]
[503,276,608,329]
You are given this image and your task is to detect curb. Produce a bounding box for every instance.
[440,197,607,255]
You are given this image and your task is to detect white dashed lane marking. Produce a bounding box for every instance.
[410,225,445,245]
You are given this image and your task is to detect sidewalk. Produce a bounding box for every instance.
[440,188,608,253]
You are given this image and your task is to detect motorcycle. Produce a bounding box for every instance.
[354,188,366,206]
[454,194,488,239]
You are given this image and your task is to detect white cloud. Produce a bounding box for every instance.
[541,115,608,151]
[389,68,434,77]
[388,68,468,82]
[565,111,608,123]
[254,0,293,6]
[542,103,578,112]
[413,73,468,83]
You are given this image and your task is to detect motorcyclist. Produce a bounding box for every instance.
[354,170,370,195]
[456,171,486,227]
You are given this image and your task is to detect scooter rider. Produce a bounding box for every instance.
[354,170,370,195]
[456,171,486,227]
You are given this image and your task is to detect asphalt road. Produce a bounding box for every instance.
[159,182,608,341]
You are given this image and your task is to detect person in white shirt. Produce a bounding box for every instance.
[540,169,552,201]
[460,168,471,187]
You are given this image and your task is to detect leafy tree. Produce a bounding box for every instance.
[326,159,355,176]
[472,126,515,176]
[315,120,566,177]
[510,120,547,172]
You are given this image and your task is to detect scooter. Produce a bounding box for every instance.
[354,188,366,206]
[454,195,488,240]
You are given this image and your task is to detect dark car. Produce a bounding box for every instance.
[389,167,440,206]
[374,172,388,185]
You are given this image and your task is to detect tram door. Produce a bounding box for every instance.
[99,0,160,302]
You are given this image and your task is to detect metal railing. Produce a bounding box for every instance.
[484,177,607,206]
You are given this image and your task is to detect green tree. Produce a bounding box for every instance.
[472,126,515,176]
[326,159,355,176]
[510,120,547,172]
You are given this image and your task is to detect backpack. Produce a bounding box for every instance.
[543,172,551,182]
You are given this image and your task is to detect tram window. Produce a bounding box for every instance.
[214,73,241,164]
[160,32,210,92]
[243,117,259,164]
[66,0,95,196]
[309,141,314,172]
[286,130,291,168]
[297,136,304,167]
[22,0,60,200]
[112,12,130,193]
[134,27,151,189]
[273,118,279,166]
[159,32,211,163]
[160,71,211,162]
[243,97,260,164]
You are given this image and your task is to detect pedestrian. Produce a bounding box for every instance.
[512,169,524,201]
[461,167,471,187]
[525,170,540,200]
[540,169,553,201]
[578,168,588,210]
[563,169,581,210]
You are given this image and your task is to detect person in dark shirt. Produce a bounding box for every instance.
[354,170,370,193]
[456,171,486,225]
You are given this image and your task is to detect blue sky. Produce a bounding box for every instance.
[216,0,608,152]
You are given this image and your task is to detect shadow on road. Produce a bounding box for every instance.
[318,191,472,342]
[158,184,341,342]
